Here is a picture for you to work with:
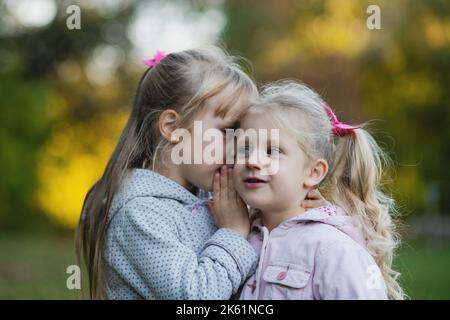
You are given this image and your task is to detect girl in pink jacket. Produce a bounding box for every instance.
[230,81,405,300]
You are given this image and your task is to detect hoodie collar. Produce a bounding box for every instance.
[279,205,343,227]
[252,205,366,247]
[109,168,206,219]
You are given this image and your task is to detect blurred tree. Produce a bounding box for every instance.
[222,0,450,216]
[0,0,137,229]
[0,0,223,230]
[1,0,449,231]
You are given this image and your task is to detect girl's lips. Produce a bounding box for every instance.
[243,177,268,189]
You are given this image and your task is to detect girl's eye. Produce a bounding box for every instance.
[238,146,250,156]
[268,146,281,157]
[222,127,236,133]
[222,128,233,137]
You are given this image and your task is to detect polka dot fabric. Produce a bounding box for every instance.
[318,205,337,216]
[103,169,258,300]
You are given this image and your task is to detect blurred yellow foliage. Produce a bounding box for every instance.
[423,14,450,48]
[260,0,368,73]
[36,112,128,229]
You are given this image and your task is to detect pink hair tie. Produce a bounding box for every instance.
[322,102,361,137]
[143,50,166,68]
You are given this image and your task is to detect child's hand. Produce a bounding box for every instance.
[207,165,251,238]
[301,189,330,209]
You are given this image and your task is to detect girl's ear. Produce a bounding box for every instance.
[159,109,180,142]
[303,159,328,188]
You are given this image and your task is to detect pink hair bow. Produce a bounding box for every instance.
[143,50,166,68]
[323,103,361,137]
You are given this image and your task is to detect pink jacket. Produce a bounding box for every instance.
[239,205,388,300]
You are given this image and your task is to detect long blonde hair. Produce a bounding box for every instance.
[76,46,258,299]
[248,80,405,300]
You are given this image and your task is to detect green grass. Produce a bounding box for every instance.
[395,240,450,299]
[0,233,81,299]
[0,233,449,299]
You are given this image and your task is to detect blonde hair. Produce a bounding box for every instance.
[76,46,258,299]
[248,80,405,300]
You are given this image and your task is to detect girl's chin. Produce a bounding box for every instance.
[241,193,285,212]
[241,196,269,211]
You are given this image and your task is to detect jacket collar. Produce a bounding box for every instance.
[251,205,366,247]
[109,169,206,219]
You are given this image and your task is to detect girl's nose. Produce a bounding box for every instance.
[246,149,270,170]
[246,161,261,170]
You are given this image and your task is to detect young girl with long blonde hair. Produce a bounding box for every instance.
[217,81,405,300]
[76,46,262,300]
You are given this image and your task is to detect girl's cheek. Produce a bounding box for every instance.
[261,157,280,176]
[224,135,237,164]
[232,164,244,181]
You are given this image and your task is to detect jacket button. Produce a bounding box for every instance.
[277,271,287,280]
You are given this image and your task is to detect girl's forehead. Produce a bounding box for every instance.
[239,110,300,142]
[210,85,256,119]
[199,98,249,126]
[240,110,278,128]
[194,102,240,127]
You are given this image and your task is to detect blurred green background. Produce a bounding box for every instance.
[1,0,449,299]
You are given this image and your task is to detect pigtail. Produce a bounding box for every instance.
[253,80,405,299]
[328,127,406,300]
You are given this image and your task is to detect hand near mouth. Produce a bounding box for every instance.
[207,165,251,238]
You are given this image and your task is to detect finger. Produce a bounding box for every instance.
[301,199,327,209]
[309,188,319,197]
[301,199,315,209]
[236,193,247,210]
[220,165,228,200]
[227,167,235,201]
[213,171,220,202]
[306,189,320,199]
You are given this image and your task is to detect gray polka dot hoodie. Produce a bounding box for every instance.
[103,168,258,299]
